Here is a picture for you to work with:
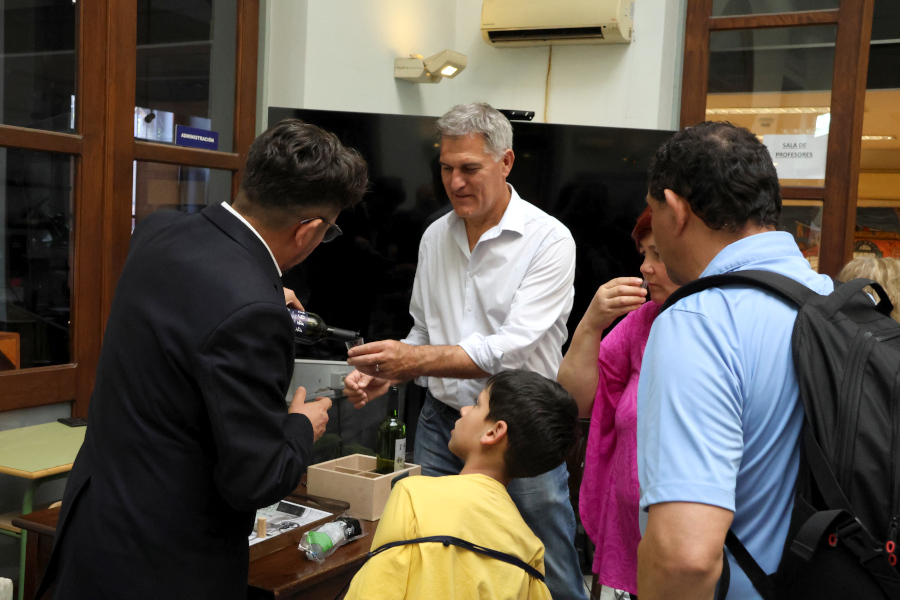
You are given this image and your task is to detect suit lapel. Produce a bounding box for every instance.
[202,203,283,294]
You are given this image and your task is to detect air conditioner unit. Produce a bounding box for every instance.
[481,0,633,47]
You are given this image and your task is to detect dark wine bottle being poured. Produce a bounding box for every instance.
[288,309,360,345]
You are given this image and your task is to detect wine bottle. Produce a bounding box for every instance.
[375,386,407,474]
[288,309,360,345]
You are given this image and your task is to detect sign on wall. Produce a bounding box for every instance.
[763,134,828,180]
[175,125,219,151]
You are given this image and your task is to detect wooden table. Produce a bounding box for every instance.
[13,495,379,600]
[0,422,85,600]
[247,515,377,599]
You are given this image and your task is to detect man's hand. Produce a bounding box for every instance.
[347,340,420,382]
[288,386,331,440]
[284,287,304,311]
[342,369,391,409]
[583,277,646,332]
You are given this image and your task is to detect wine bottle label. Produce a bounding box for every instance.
[394,438,406,471]
[290,310,309,335]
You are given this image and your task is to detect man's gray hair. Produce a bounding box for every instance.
[436,103,513,162]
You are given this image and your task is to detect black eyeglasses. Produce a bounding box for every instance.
[301,217,343,243]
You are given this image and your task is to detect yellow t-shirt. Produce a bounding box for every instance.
[344,474,552,600]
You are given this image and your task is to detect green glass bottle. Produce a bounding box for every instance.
[375,386,406,475]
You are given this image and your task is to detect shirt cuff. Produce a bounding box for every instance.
[639,482,736,513]
[458,332,504,375]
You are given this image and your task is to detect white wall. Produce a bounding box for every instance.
[259,0,686,131]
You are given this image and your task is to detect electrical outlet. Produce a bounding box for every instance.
[330,371,347,389]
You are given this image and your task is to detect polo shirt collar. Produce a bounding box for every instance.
[701,231,805,278]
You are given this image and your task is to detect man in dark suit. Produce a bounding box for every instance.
[38,120,368,599]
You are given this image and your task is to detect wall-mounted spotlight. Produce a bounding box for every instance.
[394,50,467,84]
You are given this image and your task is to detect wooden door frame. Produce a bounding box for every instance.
[679,0,875,276]
[0,0,261,417]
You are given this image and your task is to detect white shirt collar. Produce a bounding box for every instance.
[221,202,282,277]
[449,184,526,256]
[497,184,526,235]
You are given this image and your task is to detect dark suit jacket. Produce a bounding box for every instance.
[39,203,314,600]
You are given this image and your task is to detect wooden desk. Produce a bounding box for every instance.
[13,499,379,600]
[0,422,85,600]
[248,516,377,599]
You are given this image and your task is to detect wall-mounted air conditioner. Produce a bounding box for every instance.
[482,0,633,47]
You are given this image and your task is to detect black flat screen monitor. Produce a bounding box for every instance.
[268,107,674,361]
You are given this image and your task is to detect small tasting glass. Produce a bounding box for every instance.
[346,337,365,351]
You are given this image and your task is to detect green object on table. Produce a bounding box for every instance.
[0,421,86,600]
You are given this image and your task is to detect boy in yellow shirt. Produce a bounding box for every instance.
[345,369,579,600]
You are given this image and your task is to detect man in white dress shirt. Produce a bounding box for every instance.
[344,103,585,600]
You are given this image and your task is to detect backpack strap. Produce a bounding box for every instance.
[722,531,778,600]
[368,535,545,582]
[659,270,819,313]
[716,548,731,600]
[818,278,895,318]
[798,428,900,593]
[803,425,854,513]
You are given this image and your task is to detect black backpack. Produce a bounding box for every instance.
[659,270,900,600]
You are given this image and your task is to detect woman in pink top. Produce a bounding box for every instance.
[557,207,679,599]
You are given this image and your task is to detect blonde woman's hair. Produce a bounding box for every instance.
[837,256,900,323]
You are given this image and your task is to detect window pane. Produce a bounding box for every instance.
[872,1,900,41]
[867,0,900,89]
[1,0,77,133]
[853,0,900,268]
[132,161,232,230]
[135,0,236,151]
[712,0,839,16]
[780,200,822,271]
[1,149,73,369]
[706,26,837,187]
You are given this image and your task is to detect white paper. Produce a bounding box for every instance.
[248,500,332,546]
[764,134,828,180]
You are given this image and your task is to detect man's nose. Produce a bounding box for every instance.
[460,405,471,416]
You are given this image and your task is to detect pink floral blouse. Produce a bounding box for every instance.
[579,300,660,595]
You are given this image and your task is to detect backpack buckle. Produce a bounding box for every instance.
[835,519,862,540]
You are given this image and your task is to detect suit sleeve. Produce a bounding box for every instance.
[196,302,314,511]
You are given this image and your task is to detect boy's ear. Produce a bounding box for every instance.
[480,420,508,447]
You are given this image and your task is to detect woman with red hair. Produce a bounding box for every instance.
[558,206,679,599]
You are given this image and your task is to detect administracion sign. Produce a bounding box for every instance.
[763,134,828,180]
[175,125,219,151]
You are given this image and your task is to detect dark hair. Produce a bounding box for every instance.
[239,119,368,226]
[484,369,578,479]
[631,206,653,252]
[647,121,781,232]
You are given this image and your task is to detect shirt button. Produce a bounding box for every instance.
[467,308,472,312]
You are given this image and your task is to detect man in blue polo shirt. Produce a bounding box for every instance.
[636,122,833,600]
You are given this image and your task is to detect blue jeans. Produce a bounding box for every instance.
[414,393,587,600]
